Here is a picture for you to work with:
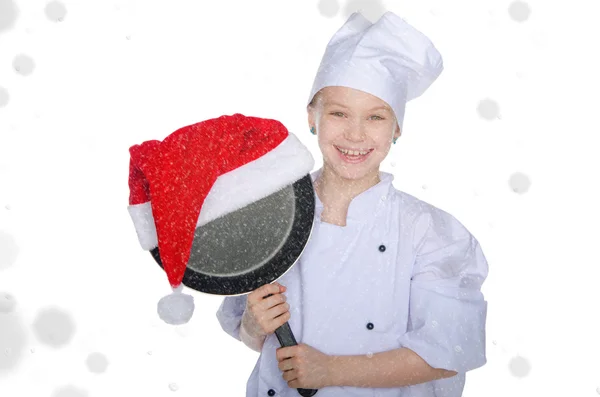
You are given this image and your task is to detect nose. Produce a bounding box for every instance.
[344,119,367,142]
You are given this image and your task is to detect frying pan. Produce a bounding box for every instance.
[151,173,318,397]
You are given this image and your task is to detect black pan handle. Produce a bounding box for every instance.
[265,293,318,396]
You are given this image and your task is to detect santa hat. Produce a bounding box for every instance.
[127,113,314,325]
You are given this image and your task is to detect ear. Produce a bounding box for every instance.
[394,123,402,139]
[307,103,317,131]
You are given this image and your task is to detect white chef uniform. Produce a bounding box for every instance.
[216,167,489,397]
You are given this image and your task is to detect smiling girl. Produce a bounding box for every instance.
[217,11,489,397]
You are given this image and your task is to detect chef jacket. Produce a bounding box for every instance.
[216,167,489,396]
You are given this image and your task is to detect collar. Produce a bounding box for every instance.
[309,167,395,223]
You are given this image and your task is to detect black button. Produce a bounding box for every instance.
[268,389,276,396]
[378,244,386,252]
[366,322,374,330]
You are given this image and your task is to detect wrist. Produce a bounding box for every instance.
[239,321,266,352]
[240,312,266,339]
[326,355,343,387]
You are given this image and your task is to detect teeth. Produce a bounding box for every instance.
[337,147,371,156]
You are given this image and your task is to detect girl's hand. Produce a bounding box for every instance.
[276,343,334,389]
[241,282,290,339]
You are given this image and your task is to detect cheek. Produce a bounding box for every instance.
[372,125,395,145]
[317,118,345,140]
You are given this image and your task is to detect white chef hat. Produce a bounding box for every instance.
[307,11,444,133]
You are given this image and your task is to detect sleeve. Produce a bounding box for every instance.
[397,208,489,373]
[215,294,248,342]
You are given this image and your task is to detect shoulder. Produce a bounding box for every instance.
[388,186,475,251]
[388,186,488,282]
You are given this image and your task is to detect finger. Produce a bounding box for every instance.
[270,310,291,332]
[282,368,297,382]
[251,298,285,329]
[247,283,282,305]
[276,346,295,361]
[266,301,289,319]
[257,292,287,312]
[259,283,283,300]
[278,357,294,372]
[271,281,287,294]
[262,303,289,334]
[269,282,287,298]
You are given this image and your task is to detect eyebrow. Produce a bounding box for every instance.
[323,101,350,109]
[368,105,391,112]
[324,102,391,112]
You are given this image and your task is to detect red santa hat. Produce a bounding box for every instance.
[127,113,314,325]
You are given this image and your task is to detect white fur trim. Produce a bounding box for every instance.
[197,133,314,227]
[127,201,158,250]
[128,133,314,250]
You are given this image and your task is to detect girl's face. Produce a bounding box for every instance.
[308,86,401,181]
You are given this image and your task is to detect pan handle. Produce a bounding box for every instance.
[265,294,319,397]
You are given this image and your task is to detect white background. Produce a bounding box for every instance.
[1,0,600,396]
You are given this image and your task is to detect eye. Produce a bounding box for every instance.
[369,115,384,120]
[330,112,345,117]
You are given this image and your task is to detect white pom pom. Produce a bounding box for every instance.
[157,285,195,325]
